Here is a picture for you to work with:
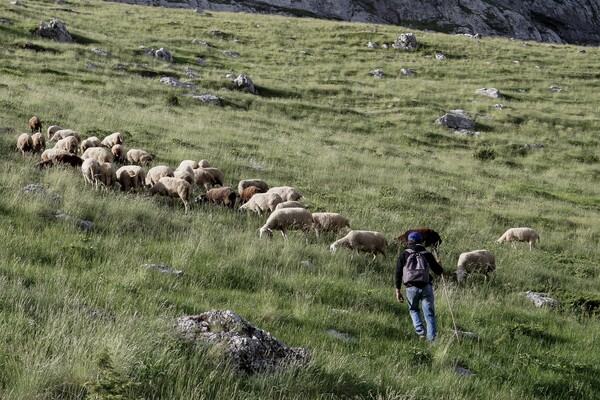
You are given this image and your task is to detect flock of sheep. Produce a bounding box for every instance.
[17,116,541,282]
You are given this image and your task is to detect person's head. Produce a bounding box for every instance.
[407,231,423,244]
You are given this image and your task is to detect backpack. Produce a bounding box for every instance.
[402,249,430,284]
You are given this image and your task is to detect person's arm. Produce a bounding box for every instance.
[395,253,406,302]
[425,253,443,276]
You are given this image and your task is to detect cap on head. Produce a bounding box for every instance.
[407,231,423,243]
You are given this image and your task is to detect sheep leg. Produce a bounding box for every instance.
[183,198,189,214]
[281,229,288,241]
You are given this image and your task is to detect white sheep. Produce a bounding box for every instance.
[174,165,196,186]
[81,158,101,188]
[497,227,540,250]
[116,165,146,191]
[239,192,283,215]
[101,132,124,148]
[275,201,307,210]
[146,165,175,186]
[80,136,101,153]
[178,160,199,170]
[193,167,218,191]
[238,179,269,194]
[198,159,210,168]
[267,186,302,201]
[46,125,62,140]
[330,230,387,259]
[200,167,224,186]
[259,208,314,240]
[40,148,70,162]
[312,212,350,238]
[54,136,79,154]
[126,149,152,165]
[50,129,80,143]
[31,132,46,153]
[147,177,192,213]
[99,162,117,190]
[82,147,114,164]
[456,249,496,284]
[17,133,33,155]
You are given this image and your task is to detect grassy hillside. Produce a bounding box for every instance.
[1,1,599,398]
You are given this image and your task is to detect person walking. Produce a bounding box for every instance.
[395,231,443,341]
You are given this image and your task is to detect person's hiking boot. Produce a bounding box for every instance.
[418,335,426,340]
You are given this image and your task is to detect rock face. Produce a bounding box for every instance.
[104,0,600,45]
[35,20,73,42]
[177,310,310,374]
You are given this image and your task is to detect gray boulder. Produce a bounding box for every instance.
[35,20,73,42]
[392,33,418,50]
[177,310,310,374]
[436,111,475,130]
[232,74,257,94]
[192,94,221,106]
[159,77,195,89]
[370,69,384,78]
[476,88,501,98]
[155,47,173,62]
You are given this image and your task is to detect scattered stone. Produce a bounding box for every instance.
[54,210,93,232]
[494,103,505,109]
[159,77,195,89]
[114,63,126,70]
[0,18,12,26]
[183,66,198,78]
[193,40,212,47]
[222,50,240,58]
[392,33,418,51]
[370,69,384,78]
[35,20,73,43]
[192,94,221,106]
[325,329,356,343]
[10,0,24,6]
[455,330,479,340]
[523,291,559,308]
[195,57,208,65]
[455,366,475,377]
[400,68,415,75]
[91,47,110,57]
[513,60,521,64]
[436,110,475,130]
[86,62,95,70]
[208,30,226,37]
[523,143,544,151]
[177,310,310,374]
[381,43,389,49]
[232,74,256,94]
[142,263,184,276]
[453,129,480,137]
[155,47,173,62]
[299,260,313,268]
[247,160,266,171]
[224,73,235,79]
[21,184,60,201]
[577,49,586,54]
[476,114,492,121]
[367,41,379,48]
[194,7,203,13]
[435,52,446,59]
[231,39,241,44]
[549,85,563,93]
[55,0,65,3]
[476,87,502,98]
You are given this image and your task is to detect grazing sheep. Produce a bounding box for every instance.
[54,136,79,154]
[201,167,224,186]
[46,125,62,140]
[31,132,46,153]
[99,162,117,190]
[126,149,152,165]
[267,186,302,201]
[193,168,219,191]
[178,160,199,170]
[116,165,146,191]
[17,133,33,155]
[80,136,101,153]
[36,153,83,169]
[199,159,210,168]
[146,165,174,186]
[147,177,191,213]
[259,208,314,240]
[196,187,237,209]
[40,148,70,162]
[81,158,101,188]
[101,132,123,148]
[82,147,114,164]
[394,228,443,249]
[174,165,196,186]
[330,230,388,259]
[29,116,42,133]
[111,144,126,164]
[238,179,269,194]
[239,192,283,215]
[497,227,540,250]
[50,129,81,143]
[275,200,307,210]
[240,185,263,204]
[312,212,350,238]
[456,249,496,283]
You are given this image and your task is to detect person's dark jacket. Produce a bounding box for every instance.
[395,243,443,289]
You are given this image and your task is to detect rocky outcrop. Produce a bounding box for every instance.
[103,0,600,45]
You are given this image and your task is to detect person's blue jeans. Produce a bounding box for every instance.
[405,284,437,341]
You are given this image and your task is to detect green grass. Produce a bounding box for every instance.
[0,1,599,398]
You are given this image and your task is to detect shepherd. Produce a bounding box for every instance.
[395,231,444,342]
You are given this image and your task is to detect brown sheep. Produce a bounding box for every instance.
[239,185,263,204]
[193,168,219,191]
[116,165,146,192]
[174,166,196,186]
[36,153,83,169]
[111,144,126,164]
[238,179,269,194]
[147,177,191,213]
[200,167,224,186]
[29,116,42,133]
[17,133,33,155]
[394,228,442,249]
[196,187,237,209]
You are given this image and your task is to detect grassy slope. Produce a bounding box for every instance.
[0,1,599,398]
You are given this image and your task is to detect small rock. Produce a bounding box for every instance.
[523,143,544,151]
[35,20,73,42]
[193,40,212,47]
[513,60,521,64]
[86,62,95,70]
[159,77,195,89]
[436,111,475,130]
[476,114,492,121]
[523,291,559,308]
[192,94,221,106]
[155,47,173,63]
[577,49,586,54]
[231,39,241,44]
[381,43,389,48]
[455,330,479,340]
[21,184,60,201]
[453,129,480,137]
[476,88,502,98]
[549,85,563,93]
[392,33,418,51]
[494,103,505,109]
[435,52,446,60]
[183,66,198,78]
[367,41,379,48]
[91,47,110,57]
[142,263,184,276]
[222,50,240,58]
[208,30,225,37]
[55,0,65,3]
[54,210,93,232]
[195,57,208,65]
[400,68,415,75]
[10,0,24,5]
[455,366,475,377]
[370,69,384,78]
[325,329,356,343]
[232,74,256,94]
[299,260,313,268]
[224,73,235,79]
[0,18,12,26]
